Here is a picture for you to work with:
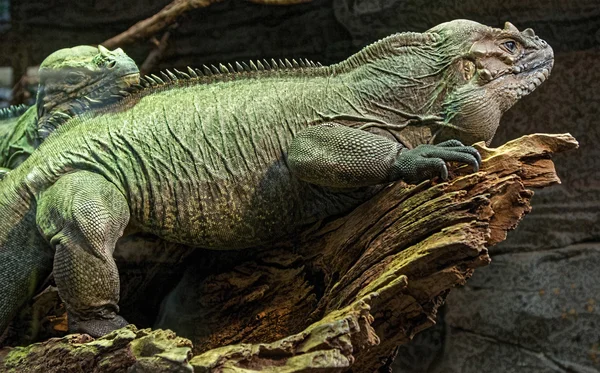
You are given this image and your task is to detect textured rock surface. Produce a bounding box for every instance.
[437,244,600,373]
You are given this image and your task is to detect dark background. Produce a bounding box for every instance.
[2,0,599,371]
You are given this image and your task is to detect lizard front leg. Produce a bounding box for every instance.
[287,123,480,188]
[36,171,129,337]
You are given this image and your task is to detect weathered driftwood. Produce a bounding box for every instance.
[0,133,577,372]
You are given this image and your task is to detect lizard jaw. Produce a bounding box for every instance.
[512,67,550,99]
[505,58,552,100]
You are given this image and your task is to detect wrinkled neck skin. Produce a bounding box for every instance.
[435,76,503,146]
[36,71,139,137]
[335,20,553,147]
[335,33,458,148]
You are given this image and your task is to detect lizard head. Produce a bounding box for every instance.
[430,20,554,145]
[36,45,140,137]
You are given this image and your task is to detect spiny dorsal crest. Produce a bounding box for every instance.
[112,57,323,98]
[0,104,29,121]
[39,58,323,136]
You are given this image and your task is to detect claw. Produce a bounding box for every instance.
[474,149,482,167]
[440,163,449,180]
[462,146,482,170]
[70,313,128,337]
[394,142,480,185]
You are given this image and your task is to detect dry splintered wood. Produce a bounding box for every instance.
[0,133,578,372]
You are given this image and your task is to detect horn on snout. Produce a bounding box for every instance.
[504,22,520,33]
[522,28,536,37]
[98,45,111,57]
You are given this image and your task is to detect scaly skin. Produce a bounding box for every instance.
[0,105,29,128]
[0,45,139,178]
[0,105,29,178]
[0,20,553,339]
[0,105,32,176]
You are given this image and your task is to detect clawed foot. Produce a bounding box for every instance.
[394,139,481,184]
[68,312,128,338]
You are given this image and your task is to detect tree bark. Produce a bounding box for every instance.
[0,133,578,372]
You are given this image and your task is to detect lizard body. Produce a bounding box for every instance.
[0,20,553,338]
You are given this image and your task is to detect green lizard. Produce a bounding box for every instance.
[0,45,139,177]
[0,20,553,339]
[0,105,29,155]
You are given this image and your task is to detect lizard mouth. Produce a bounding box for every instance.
[508,60,553,99]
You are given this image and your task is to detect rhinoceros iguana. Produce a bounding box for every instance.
[0,20,553,338]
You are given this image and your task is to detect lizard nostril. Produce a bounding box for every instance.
[107,60,116,69]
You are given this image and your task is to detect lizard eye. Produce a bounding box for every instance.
[63,70,88,87]
[66,71,84,85]
[502,40,518,54]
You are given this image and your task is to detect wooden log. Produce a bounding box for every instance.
[0,133,578,372]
